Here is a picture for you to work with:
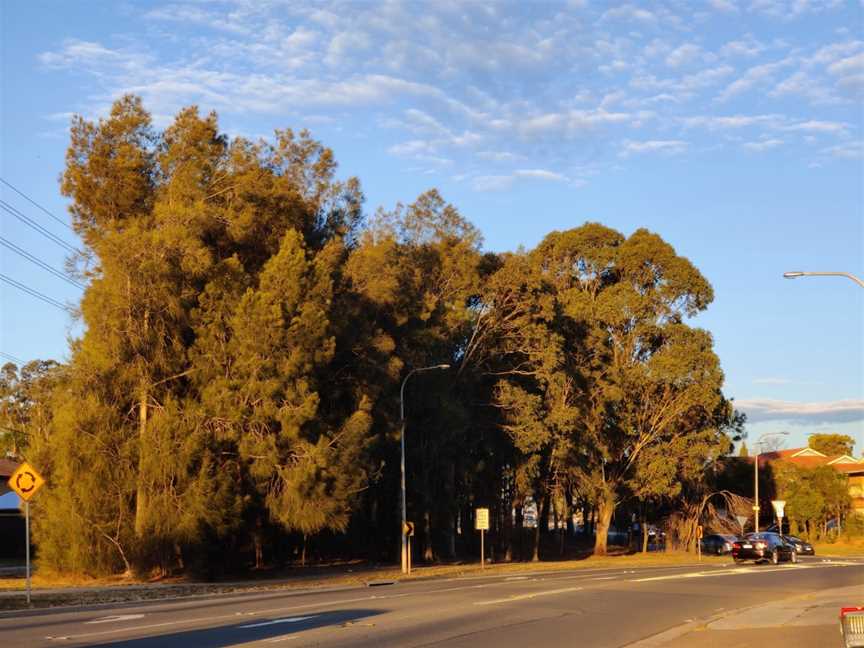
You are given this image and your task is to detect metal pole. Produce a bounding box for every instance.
[398,364,449,575]
[754,452,759,534]
[25,501,31,606]
[481,529,485,569]
[400,417,408,575]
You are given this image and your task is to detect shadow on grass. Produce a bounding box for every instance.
[92,608,384,647]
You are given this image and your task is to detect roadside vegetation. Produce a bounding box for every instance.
[0,96,859,581]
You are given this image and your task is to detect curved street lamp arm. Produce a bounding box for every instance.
[784,271,864,288]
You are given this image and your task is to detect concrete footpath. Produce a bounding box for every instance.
[632,584,863,648]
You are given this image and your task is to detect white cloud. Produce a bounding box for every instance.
[743,138,784,151]
[33,3,863,190]
[477,151,521,162]
[709,0,739,11]
[514,169,567,181]
[717,59,792,100]
[720,38,766,58]
[620,139,688,156]
[782,119,849,134]
[602,4,657,23]
[666,44,703,68]
[145,5,252,34]
[737,399,864,425]
[823,142,863,158]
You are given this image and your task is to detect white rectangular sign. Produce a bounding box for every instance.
[475,507,490,531]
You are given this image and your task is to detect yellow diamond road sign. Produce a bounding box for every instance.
[8,462,45,501]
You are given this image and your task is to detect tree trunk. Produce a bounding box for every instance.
[134,384,149,538]
[593,494,615,556]
[423,509,434,562]
[641,509,649,553]
[532,520,540,562]
[514,505,524,561]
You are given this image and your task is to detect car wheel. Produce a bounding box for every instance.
[733,557,746,564]
[771,549,779,565]
[790,550,798,564]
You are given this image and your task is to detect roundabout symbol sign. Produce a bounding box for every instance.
[8,463,45,502]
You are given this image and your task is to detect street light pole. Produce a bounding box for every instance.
[783,271,864,288]
[753,431,788,533]
[400,363,450,575]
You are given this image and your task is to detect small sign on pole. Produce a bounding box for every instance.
[771,500,785,533]
[475,508,489,569]
[8,462,45,606]
[735,515,749,534]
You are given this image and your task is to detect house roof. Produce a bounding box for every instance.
[0,458,20,479]
[754,447,863,473]
[0,458,20,498]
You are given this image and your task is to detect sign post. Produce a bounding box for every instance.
[8,462,45,606]
[696,525,703,561]
[735,515,749,535]
[403,521,415,575]
[771,500,785,535]
[475,508,489,569]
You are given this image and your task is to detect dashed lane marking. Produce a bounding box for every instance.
[84,614,146,625]
[238,615,317,629]
[475,586,584,606]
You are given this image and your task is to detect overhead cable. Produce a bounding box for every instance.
[0,200,77,253]
[0,236,84,289]
[0,177,74,232]
[0,351,25,365]
[0,272,72,312]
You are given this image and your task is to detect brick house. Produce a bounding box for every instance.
[757,447,864,516]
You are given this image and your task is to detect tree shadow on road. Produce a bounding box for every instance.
[92,608,384,647]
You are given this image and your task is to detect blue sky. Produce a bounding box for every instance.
[1,0,862,469]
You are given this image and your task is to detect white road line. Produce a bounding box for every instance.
[84,614,145,625]
[46,615,240,641]
[475,586,583,606]
[238,615,317,629]
[630,564,830,582]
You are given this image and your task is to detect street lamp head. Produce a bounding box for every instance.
[435,364,451,370]
[783,272,805,279]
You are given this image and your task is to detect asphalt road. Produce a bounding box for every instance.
[1,557,862,647]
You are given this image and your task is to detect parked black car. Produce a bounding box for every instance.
[782,535,815,556]
[700,533,738,555]
[732,532,797,564]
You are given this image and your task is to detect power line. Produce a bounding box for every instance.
[0,272,72,312]
[0,177,74,232]
[0,236,84,289]
[0,199,77,253]
[0,351,25,365]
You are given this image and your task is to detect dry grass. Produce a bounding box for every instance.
[0,550,725,597]
[812,538,864,557]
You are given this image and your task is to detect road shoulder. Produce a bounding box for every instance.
[625,583,862,647]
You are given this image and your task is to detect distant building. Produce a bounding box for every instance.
[756,447,864,516]
[0,458,24,559]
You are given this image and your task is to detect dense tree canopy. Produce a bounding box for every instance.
[6,97,748,575]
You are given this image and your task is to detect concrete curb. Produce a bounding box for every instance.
[622,583,863,647]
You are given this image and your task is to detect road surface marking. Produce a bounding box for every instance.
[630,564,828,582]
[265,637,300,643]
[475,586,583,606]
[239,615,317,629]
[84,614,146,625]
[46,614,241,641]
